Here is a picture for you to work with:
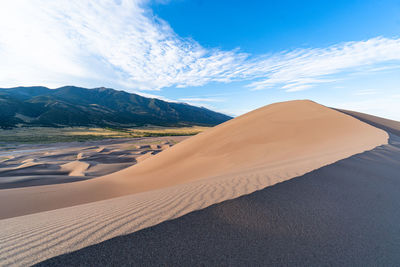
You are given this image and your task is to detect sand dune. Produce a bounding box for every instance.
[160,144,171,150]
[16,159,39,169]
[95,146,107,153]
[0,137,182,189]
[0,100,390,266]
[39,134,400,266]
[0,100,388,220]
[136,151,156,163]
[105,100,388,190]
[150,144,159,150]
[60,161,90,176]
[337,109,400,136]
[76,153,85,160]
[85,162,133,177]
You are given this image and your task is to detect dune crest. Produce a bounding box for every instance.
[106,100,388,190]
[337,108,400,136]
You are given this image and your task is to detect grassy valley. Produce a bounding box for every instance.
[0,126,209,144]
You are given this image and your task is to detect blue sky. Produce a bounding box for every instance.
[151,0,400,53]
[0,0,399,119]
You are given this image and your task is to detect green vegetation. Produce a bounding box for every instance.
[0,126,209,144]
[119,126,208,138]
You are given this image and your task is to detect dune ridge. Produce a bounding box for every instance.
[337,108,400,136]
[0,100,389,266]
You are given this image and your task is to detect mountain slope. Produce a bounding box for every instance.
[0,86,232,128]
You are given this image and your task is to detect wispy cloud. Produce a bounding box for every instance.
[353,89,378,96]
[245,38,400,91]
[178,98,225,102]
[1,0,400,92]
[133,92,177,102]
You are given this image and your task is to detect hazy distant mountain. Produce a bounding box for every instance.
[0,86,232,128]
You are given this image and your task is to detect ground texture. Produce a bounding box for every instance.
[37,134,400,266]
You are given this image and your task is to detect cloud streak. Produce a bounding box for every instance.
[246,38,400,91]
[178,98,224,102]
[353,89,378,96]
[1,0,400,92]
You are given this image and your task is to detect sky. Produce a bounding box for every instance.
[0,0,399,120]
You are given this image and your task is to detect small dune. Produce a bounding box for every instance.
[136,151,155,163]
[150,144,160,150]
[95,146,106,153]
[160,144,171,150]
[16,159,40,169]
[60,161,90,176]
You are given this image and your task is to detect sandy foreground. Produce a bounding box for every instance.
[0,100,390,266]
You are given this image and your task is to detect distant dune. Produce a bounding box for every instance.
[0,100,389,265]
[0,137,186,189]
[337,108,400,136]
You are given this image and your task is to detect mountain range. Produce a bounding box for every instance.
[0,86,232,128]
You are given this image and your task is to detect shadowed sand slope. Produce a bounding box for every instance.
[37,134,400,266]
[0,100,388,220]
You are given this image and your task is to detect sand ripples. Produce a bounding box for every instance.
[0,147,385,266]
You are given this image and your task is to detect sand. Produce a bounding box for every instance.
[337,108,400,136]
[0,100,388,219]
[0,136,184,189]
[0,100,389,266]
[37,134,400,266]
[60,161,90,176]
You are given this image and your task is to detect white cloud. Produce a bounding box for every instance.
[178,98,224,102]
[246,38,400,91]
[353,89,378,96]
[0,0,400,93]
[133,92,177,102]
[0,0,250,90]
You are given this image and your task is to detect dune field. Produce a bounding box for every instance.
[0,137,186,189]
[0,100,392,266]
